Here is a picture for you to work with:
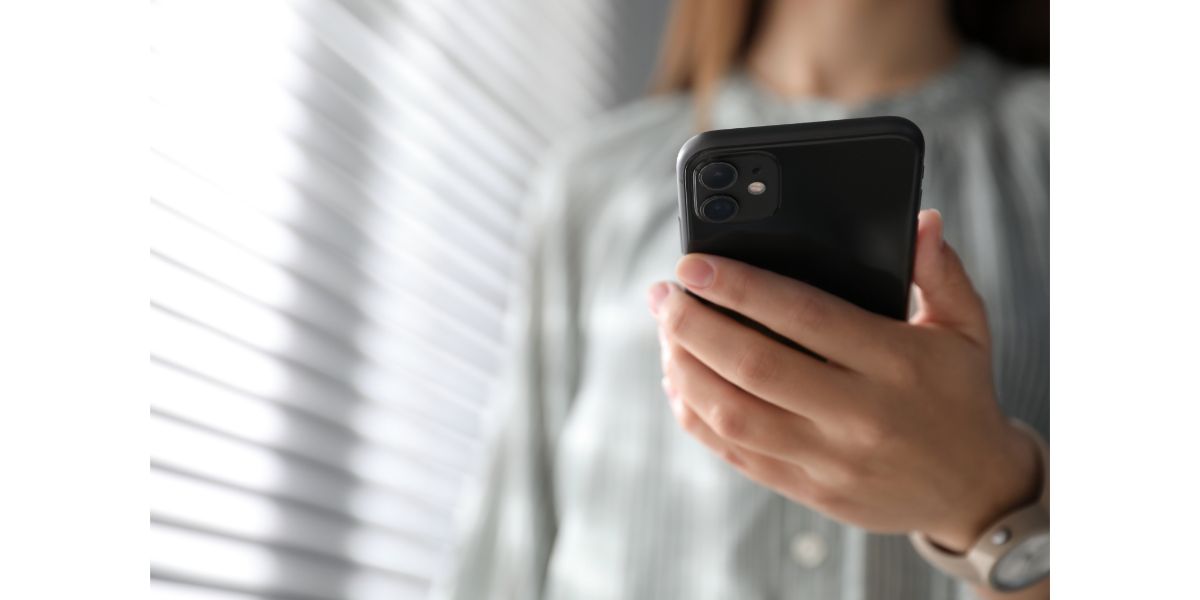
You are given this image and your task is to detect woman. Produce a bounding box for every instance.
[435,0,1048,599]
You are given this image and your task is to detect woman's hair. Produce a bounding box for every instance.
[652,0,1049,111]
[651,0,766,104]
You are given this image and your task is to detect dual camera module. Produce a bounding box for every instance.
[697,161,762,223]
[693,153,777,224]
[697,162,739,222]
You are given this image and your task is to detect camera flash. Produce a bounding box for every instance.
[747,181,766,195]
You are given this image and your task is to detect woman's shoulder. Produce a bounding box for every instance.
[981,63,1049,184]
[559,93,693,157]
[924,50,1047,141]
[527,93,694,216]
[920,55,1048,174]
[990,63,1049,140]
[537,94,693,181]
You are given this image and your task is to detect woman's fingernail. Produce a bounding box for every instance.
[926,209,945,249]
[661,376,676,399]
[647,282,671,316]
[676,256,714,289]
[668,392,685,419]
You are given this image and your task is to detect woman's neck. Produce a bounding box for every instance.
[745,0,962,104]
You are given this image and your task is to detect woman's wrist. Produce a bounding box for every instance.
[923,422,1042,552]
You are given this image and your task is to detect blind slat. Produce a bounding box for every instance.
[152,414,459,521]
[151,256,493,402]
[153,462,451,546]
[151,30,533,189]
[152,580,261,600]
[151,309,481,436]
[150,172,512,318]
[289,0,545,154]
[152,137,520,282]
[152,362,477,477]
[152,524,426,600]
[150,201,508,355]
[150,143,516,306]
[153,469,444,577]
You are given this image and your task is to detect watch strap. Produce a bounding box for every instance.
[910,420,1049,588]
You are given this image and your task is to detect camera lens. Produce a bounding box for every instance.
[699,162,737,190]
[699,195,739,223]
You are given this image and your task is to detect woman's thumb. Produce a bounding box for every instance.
[910,209,990,345]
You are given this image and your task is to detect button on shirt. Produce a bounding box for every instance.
[791,532,829,569]
[434,48,1048,600]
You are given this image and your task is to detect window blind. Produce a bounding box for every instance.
[150,0,666,597]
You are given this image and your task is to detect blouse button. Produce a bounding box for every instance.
[789,531,829,569]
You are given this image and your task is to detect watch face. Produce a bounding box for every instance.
[991,532,1050,591]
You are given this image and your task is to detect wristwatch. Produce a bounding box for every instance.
[910,421,1049,592]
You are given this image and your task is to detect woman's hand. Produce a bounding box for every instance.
[647,209,1039,552]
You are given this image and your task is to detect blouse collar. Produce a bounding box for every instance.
[711,46,1002,129]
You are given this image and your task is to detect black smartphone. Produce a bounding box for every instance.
[676,116,924,353]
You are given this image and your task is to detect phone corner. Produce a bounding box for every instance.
[882,115,926,154]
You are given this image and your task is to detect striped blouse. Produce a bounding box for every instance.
[433,48,1049,600]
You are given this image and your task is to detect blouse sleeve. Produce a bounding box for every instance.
[430,151,586,600]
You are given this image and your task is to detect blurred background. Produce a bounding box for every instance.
[150,0,670,598]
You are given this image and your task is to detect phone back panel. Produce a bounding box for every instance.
[677,117,924,321]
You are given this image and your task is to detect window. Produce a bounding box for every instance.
[150,0,666,597]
